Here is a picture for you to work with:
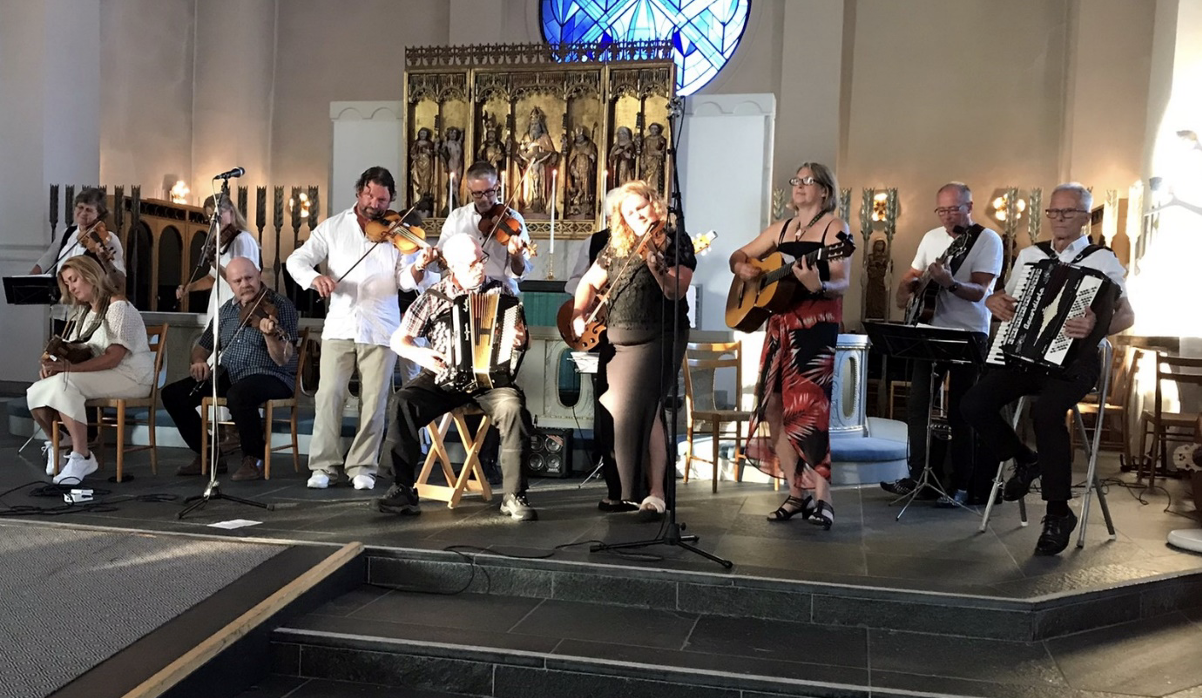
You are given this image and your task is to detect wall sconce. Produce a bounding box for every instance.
[870,192,889,221]
[169,180,189,204]
[991,193,1026,221]
[288,192,312,218]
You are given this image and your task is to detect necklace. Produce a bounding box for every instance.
[793,211,826,241]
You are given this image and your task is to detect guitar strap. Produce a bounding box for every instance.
[946,224,984,275]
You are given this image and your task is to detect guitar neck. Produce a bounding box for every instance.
[764,246,830,284]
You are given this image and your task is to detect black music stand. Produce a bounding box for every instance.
[4,275,59,306]
[864,322,987,520]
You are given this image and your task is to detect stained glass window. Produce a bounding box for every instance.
[540,0,751,96]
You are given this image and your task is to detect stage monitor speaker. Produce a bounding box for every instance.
[528,427,572,478]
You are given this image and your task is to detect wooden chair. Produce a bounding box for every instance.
[200,328,311,479]
[52,324,170,483]
[1074,343,1136,456]
[415,405,494,508]
[682,341,753,493]
[1138,351,1202,490]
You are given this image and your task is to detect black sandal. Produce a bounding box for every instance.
[767,494,814,522]
[807,500,834,530]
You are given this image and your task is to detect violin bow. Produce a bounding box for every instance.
[480,164,535,248]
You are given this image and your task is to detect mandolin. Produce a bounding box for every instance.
[724,232,855,332]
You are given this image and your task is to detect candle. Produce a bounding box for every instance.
[500,172,505,201]
[448,173,454,211]
[602,169,609,227]
[550,169,557,254]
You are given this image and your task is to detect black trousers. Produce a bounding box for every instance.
[383,371,529,496]
[591,340,621,501]
[905,357,996,495]
[161,372,292,459]
[960,353,1100,503]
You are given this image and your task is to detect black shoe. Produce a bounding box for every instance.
[880,478,917,495]
[934,490,969,508]
[767,494,813,522]
[1034,509,1077,556]
[598,499,639,513]
[501,493,538,521]
[376,484,421,515]
[1003,455,1040,501]
[806,500,834,530]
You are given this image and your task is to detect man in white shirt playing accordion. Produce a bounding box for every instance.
[376,234,537,521]
[963,183,1134,556]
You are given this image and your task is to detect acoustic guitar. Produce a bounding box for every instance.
[902,225,976,325]
[557,231,716,351]
[724,232,855,332]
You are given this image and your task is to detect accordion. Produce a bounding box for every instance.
[436,289,525,393]
[986,258,1119,374]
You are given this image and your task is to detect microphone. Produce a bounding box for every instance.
[213,167,245,179]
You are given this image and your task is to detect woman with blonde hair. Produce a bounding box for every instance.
[570,180,696,516]
[177,194,260,321]
[729,162,852,529]
[28,256,154,484]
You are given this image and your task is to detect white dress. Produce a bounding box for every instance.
[26,300,155,423]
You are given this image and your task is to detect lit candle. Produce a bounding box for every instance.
[550,169,557,254]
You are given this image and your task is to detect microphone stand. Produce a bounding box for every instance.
[180,175,273,519]
[590,98,732,569]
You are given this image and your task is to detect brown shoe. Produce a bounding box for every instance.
[231,455,263,481]
[219,426,240,454]
[176,454,227,476]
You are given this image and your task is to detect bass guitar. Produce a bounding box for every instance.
[724,232,855,332]
[902,224,976,325]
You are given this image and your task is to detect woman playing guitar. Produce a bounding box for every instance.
[728,162,853,530]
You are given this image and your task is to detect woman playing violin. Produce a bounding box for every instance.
[27,256,154,484]
[31,187,127,335]
[176,194,261,323]
[405,161,532,295]
[570,180,696,518]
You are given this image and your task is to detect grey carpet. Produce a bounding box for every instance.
[0,522,286,698]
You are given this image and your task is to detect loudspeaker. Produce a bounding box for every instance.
[528,427,572,477]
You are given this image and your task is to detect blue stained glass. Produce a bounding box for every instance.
[540,0,751,95]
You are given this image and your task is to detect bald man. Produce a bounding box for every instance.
[162,257,299,481]
[377,235,537,521]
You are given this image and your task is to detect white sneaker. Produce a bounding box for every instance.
[42,441,65,476]
[306,471,331,489]
[53,451,98,485]
[352,474,375,491]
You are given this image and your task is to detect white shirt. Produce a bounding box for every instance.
[421,203,533,295]
[1006,235,1127,298]
[910,225,1003,334]
[35,226,128,321]
[202,230,261,325]
[285,207,408,346]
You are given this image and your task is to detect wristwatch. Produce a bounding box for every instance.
[947,281,962,294]
[819,281,829,295]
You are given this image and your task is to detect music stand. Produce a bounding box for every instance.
[864,321,987,520]
[4,275,60,306]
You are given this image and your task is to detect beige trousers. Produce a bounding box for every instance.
[308,339,397,478]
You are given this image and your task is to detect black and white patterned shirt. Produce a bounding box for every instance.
[199,289,299,388]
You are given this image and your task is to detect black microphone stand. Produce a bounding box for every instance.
[590,98,732,569]
[180,174,273,519]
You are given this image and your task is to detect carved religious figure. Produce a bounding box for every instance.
[864,238,890,320]
[409,127,435,206]
[478,120,506,172]
[440,126,464,210]
[608,126,637,189]
[640,122,667,193]
[567,127,597,216]
[516,106,558,213]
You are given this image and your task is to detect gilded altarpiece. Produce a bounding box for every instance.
[403,42,676,241]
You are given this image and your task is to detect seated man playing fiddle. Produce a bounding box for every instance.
[376,234,537,521]
[162,257,299,481]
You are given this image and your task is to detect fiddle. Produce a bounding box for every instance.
[78,220,116,272]
[364,209,434,256]
[477,203,538,257]
[238,288,289,343]
[200,224,240,262]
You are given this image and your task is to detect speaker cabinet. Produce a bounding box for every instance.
[528,427,572,477]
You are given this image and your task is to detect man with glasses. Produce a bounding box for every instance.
[883,182,1003,507]
[963,182,1133,555]
[377,234,537,521]
[405,160,533,295]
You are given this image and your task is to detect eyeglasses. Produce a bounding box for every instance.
[1044,208,1087,220]
[469,188,498,199]
[789,176,818,187]
[467,253,490,271]
[934,205,965,215]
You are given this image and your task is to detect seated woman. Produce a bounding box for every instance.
[28,256,155,484]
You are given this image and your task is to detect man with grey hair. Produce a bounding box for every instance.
[377,234,537,521]
[884,182,1003,506]
[963,182,1134,556]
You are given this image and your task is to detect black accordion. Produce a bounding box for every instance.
[986,258,1120,374]
[436,289,525,393]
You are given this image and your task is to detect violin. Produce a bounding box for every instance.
[238,288,289,343]
[477,203,538,257]
[364,210,435,256]
[78,221,116,271]
[200,224,240,261]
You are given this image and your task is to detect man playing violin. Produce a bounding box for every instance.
[405,161,533,295]
[162,257,298,482]
[31,187,127,336]
[286,166,412,490]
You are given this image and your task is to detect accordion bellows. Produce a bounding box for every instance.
[436,290,524,393]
